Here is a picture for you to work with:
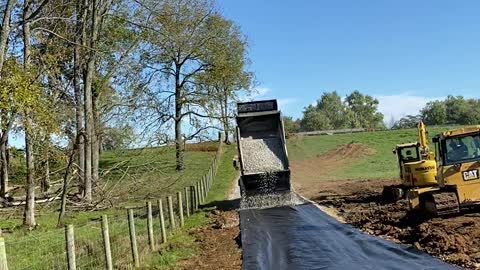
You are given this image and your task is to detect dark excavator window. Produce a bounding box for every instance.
[442,133,480,165]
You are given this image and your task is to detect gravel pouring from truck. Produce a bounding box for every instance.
[235,99,291,197]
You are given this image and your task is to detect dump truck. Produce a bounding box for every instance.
[407,126,480,216]
[382,121,437,202]
[235,99,291,197]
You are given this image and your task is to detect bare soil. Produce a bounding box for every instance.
[291,143,376,198]
[178,210,241,270]
[292,144,480,269]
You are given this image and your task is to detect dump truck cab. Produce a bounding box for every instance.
[235,99,291,197]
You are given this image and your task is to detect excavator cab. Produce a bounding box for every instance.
[383,122,437,202]
[393,143,436,188]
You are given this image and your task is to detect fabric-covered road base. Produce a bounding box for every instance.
[240,203,457,270]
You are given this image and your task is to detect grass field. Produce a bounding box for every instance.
[1,143,238,269]
[287,127,447,180]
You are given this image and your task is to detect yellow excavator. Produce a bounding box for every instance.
[407,126,480,216]
[382,121,437,202]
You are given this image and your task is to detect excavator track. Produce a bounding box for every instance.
[424,192,460,216]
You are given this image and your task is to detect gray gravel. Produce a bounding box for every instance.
[241,138,287,174]
[240,191,305,209]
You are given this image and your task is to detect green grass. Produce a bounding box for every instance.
[287,128,447,180]
[1,144,237,270]
[144,145,237,269]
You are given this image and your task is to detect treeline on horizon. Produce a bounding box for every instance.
[283,92,480,134]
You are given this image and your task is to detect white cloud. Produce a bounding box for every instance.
[375,93,444,122]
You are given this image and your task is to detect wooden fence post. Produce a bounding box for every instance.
[184,187,190,217]
[128,209,140,267]
[0,237,8,270]
[201,178,205,201]
[194,185,199,211]
[157,199,167,243]
[210,167,213,184]
[190,185,195,213]
[201,180,205,203]
[167,196,176,230]
[197,181,203,205]
[101,215,113,270]
[65,225,76,270]
[177,192,184,227]
[203,176,208,197]
[209,169,213,188]
[146,201,155,251]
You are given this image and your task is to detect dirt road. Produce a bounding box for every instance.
[292,144,480,269]
[178,210,241,270]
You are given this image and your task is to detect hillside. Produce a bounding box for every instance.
[287,127,446,180]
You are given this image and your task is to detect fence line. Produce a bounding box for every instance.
[1,134,224,270]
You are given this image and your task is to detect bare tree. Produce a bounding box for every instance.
[23,0,36,228]
[139,0,250,170]
[0,0,16,198]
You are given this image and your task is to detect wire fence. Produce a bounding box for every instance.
[0,135,224,270]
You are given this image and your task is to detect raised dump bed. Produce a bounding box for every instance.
[236,100,291,197]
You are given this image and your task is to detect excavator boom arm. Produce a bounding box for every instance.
[418,121,428,150]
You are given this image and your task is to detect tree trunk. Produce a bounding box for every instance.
[57,138,79,228]
[0,0,15,199]
[83,0,102,203]
[23,1,36,228]
[0,139,8,197]
[92,94,99,187]
[83,63,93,203]
[0,0,14,74]
[74,4,85,193]
[41,155,50,194]
[222,93,230,144]
[174,64,184,171]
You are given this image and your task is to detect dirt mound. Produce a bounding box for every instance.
[313,179,480,269]
[330,143,377,160]
[291,143,376,198]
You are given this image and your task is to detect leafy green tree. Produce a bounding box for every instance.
[445,96,470,124]
[344,90,384,128]
[392,115,422,129]
[421,100,447,125]
[300,105,332,131]
[316,91,346,128]
[195,14,254,144]
[283,116,300,135]
[299,90,384,131]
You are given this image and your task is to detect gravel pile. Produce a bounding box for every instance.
[240,191,304,209]
[241,138,287,174]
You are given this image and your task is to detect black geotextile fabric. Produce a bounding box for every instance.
[240,203,458,270]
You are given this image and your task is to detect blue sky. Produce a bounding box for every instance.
[218,1,480,121]
[10,1,480,147]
